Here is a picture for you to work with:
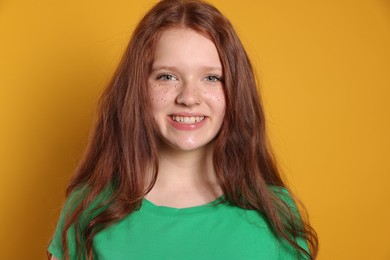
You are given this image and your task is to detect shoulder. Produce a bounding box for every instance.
[63,187,88,212]
[269,186,311,258]
[268,185,290,195]
[268,185,297,208]
[48,189,84,259]
[48,186,111,258]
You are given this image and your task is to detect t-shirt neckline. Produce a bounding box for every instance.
[141,195,225,215]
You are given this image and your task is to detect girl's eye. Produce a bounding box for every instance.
[156,74,177,81]
[205,75,221,82]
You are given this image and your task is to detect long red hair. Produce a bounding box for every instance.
[57,0,318,259]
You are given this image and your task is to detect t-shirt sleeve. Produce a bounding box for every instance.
[48,191,82,259]
[269,186,311,259]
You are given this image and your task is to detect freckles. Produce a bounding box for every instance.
[215,95,224,102]
[150,84,176,103]
[149,84,159,101]
[204,90,224,103]
[148,93,155,101]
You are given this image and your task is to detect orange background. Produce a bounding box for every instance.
[1,1,389,259]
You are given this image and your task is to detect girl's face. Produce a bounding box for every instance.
[148,28,226,152]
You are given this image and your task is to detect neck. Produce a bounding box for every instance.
[145,142,223,207]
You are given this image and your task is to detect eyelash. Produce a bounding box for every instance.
[205,75,222,82]
[156,73,177,81]
[155,73,222,82]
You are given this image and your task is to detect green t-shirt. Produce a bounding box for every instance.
[49,187,309,259]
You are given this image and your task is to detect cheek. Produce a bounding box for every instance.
[204,89,226,115]
[149,84,177,108]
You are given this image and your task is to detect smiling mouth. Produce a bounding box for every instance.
[171,115,206,124]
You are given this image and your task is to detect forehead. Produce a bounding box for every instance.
[152,28,222,70]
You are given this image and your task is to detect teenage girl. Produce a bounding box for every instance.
[48,0,318,259]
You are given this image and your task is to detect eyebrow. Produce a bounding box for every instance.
[151,65,223,72]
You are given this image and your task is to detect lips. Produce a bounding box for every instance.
[168,114,207,130]
[171,115,205,124]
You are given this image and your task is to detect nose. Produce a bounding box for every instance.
[176,81,202,106]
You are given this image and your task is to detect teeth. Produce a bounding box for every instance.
[172,115,205,124]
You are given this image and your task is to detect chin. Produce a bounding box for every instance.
[160,138,214,152]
